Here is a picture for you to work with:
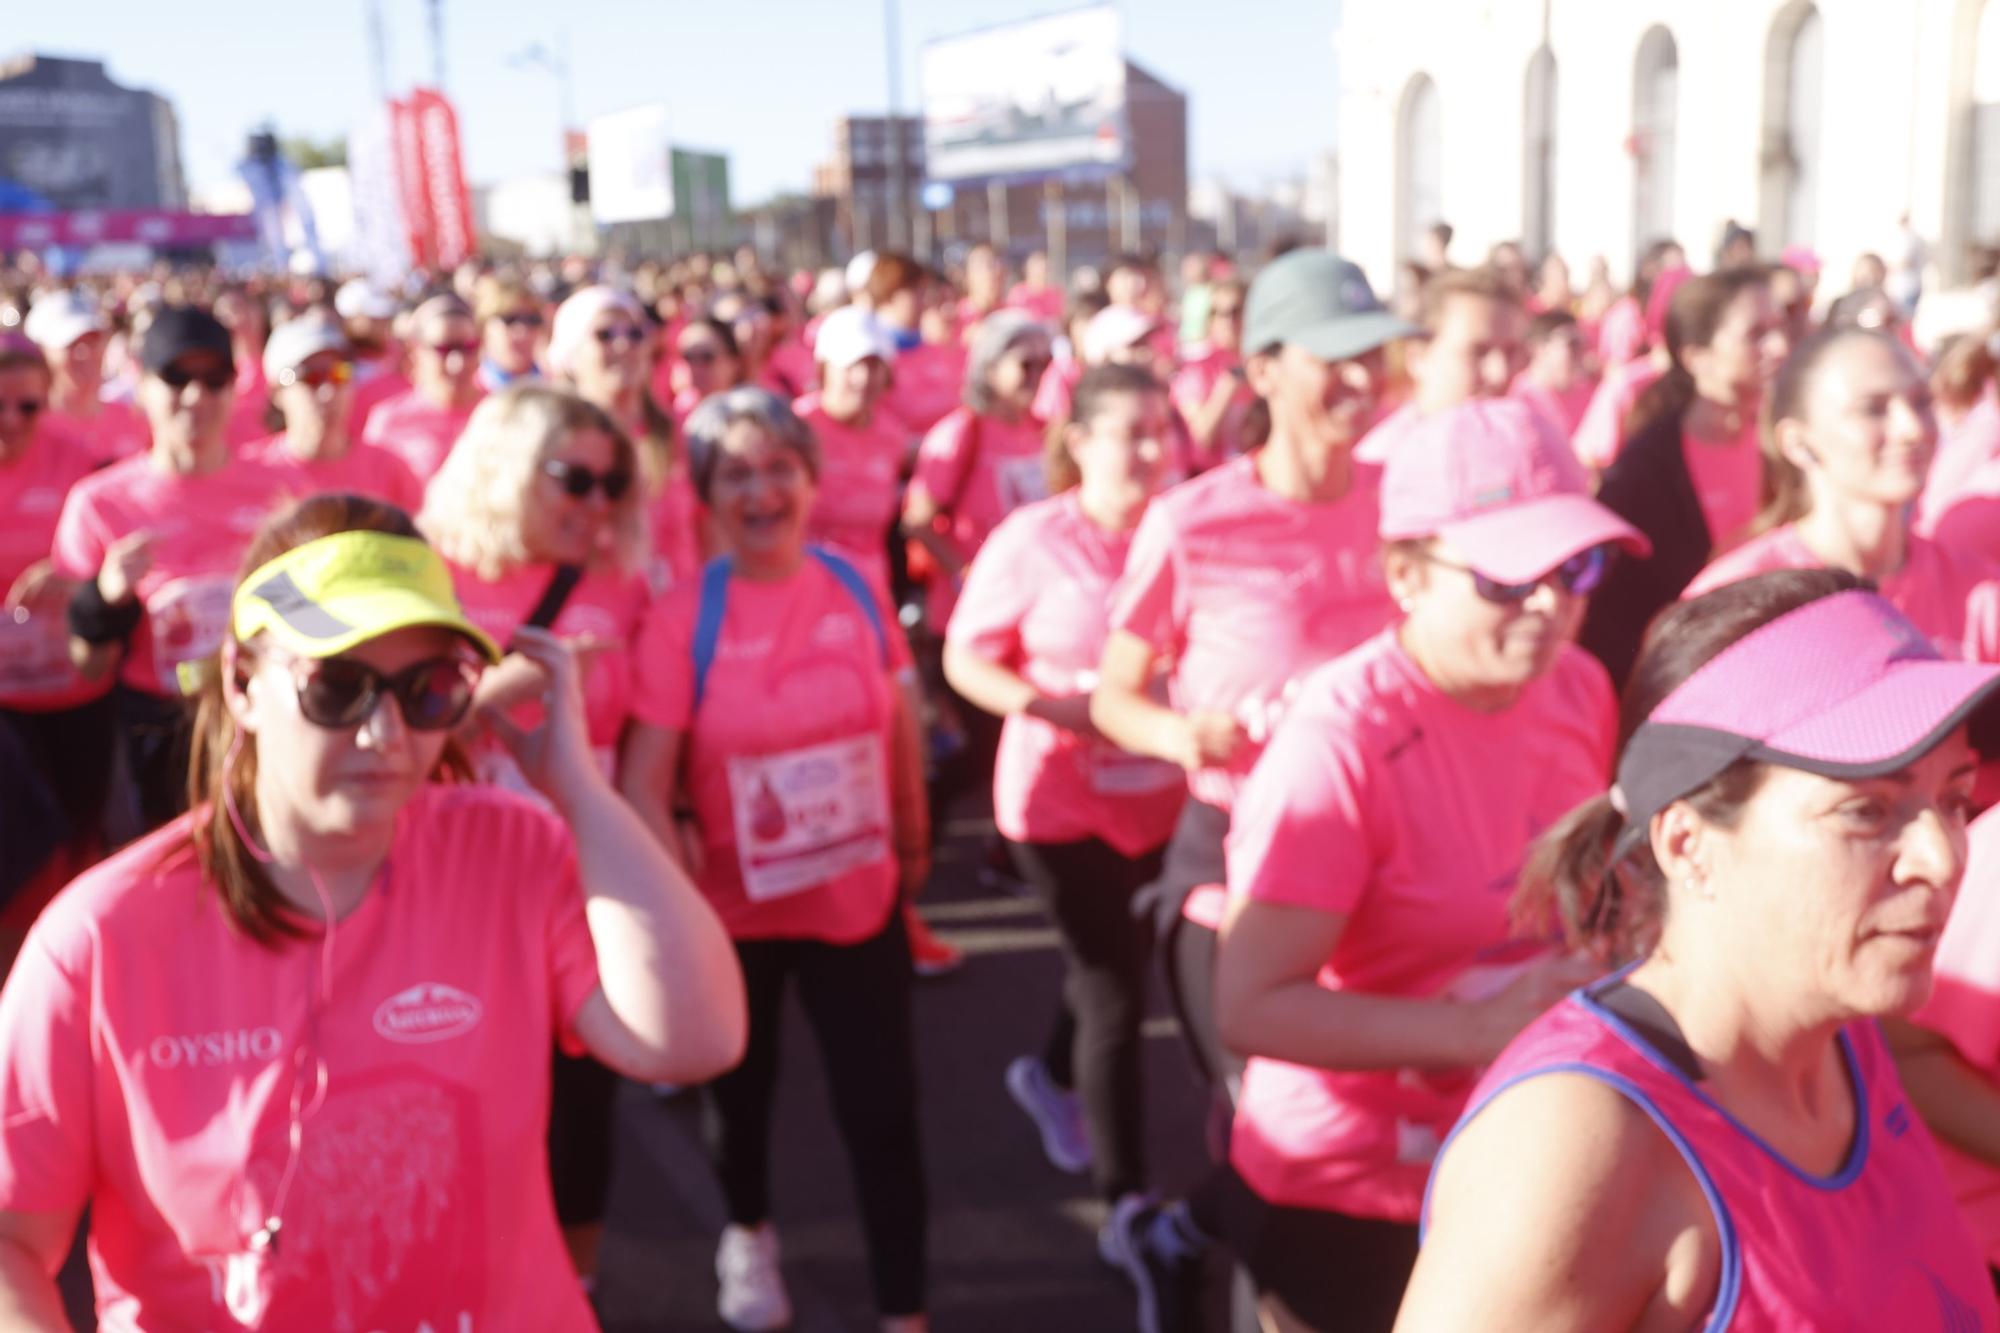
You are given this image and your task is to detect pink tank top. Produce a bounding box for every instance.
[1433,984,1999,1331]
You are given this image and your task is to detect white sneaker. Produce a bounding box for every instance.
[1005,1054,1093,1175]
[716,1223,793,1331]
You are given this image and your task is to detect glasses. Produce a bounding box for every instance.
[497,311,545,329]
[427,340,480,357]
[1424,544,1609,604]
[542,458,634,501]
[286,655,480,731]
[157,362,235,391]
[0,398,43,416]
[593,325,648,347]
[277,360,354,390]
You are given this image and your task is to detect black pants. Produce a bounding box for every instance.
[0,696,115,906]
[548,1050,618,1228]
[114,685,192,834]
[1008,836,1166,1202]
[1203,1164,1419,1332]
[704,909,927,1317]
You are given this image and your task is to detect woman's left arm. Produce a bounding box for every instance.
[488,626,747,1084]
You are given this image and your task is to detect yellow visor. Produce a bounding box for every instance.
[230,530,502,665]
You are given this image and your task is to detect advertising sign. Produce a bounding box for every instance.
[589,103,674,225]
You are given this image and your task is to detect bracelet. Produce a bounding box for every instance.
[67,577,144,645]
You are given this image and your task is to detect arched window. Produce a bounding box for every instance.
[1760,3,1824,250]
[1977,0,2000,246]
[1523,46,1558,261]
[1396,73,1442,263]
[1632,25,1680,257]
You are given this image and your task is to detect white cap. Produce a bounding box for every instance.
[334,279,398,321]
[1081,304,1161,364]
[263,313,351,382]
[22,291,107,350]
[813,306,897,369]
[845,251,878,295]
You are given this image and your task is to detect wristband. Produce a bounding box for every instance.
[68,577,144,646]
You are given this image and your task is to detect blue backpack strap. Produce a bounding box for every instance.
[690,555,737,711]
[806,546,891,669]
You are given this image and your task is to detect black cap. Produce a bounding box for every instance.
[141,306,235,375]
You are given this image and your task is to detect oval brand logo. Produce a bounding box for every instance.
[373,982,484,1044]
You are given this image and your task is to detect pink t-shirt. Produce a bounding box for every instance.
[0,430,108,711]
[0,785,601,1332]
[1352,402,1419,466]
[797,392,910,603]
[764,338,815,401]
[1570,356,1664,470]
[241,431,425,514]
[1031,358,1081,427]
[1923,394,2000,529]
[1686,525,2000,662]
[887,341,969,434]
[1170,348,1255,471]
[647,460,704,593]
[1006,283,1066,325]
[1509,373,1596,441]
[1594,295,1645,369]
[1681,422,1764,552]
[348,365,411,436]
[911,405,1050,623]
[42,399,148,465]
[947,492,1186,857]
[360,388,480,484]
[51,454,306,697]
[1225,633,1615,1219]
[223,360,270,449]
[1109,454,1396,811]
[630,557,914,944]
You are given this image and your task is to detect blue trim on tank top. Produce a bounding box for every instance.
[1420,1047,1744,1333]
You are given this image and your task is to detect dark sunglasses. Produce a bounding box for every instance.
[157,362,235,391]
[498,311,545,329]
[1425,544,1609,604]
[428,340,480,357]
[542,458,634,501]
[286,655,480,731]
[594,325,648,347]
[0,398,43,416]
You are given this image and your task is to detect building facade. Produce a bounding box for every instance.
[1337,0,2000,289]
[0,54,185,211]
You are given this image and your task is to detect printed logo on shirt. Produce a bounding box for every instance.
[1885,1102,1913,1138]
[146,1026,284,1069]
[812,613,861,650]
[373,982,484,1043]
[231,505,276,532]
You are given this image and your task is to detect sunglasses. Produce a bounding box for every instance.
[285,655,480,731]
[428,340,480,357]
[157,362,235,391]
[594,325,648,347]
[1425,544,1609,604]
[277,359,354,390]
[542,458,634,501]
[498,311,545,329]
[0,398,43,416]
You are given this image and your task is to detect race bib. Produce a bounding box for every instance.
[1086,742,1185,796]
[727,734,891,902]
[147,574,237,693]
[0,607,79,697]
[994,455,1049,515]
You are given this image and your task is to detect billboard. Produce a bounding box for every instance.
[671,148,732,250]
[589,103,674,224]
[921,5,1129,186]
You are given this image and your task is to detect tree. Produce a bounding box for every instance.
[280,136,348,170]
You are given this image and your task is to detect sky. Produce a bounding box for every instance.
[23,0,1342,207]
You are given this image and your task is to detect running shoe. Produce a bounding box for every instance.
[1106,1194,1206,1333]
[716,1223,792,1332]
[1005,1054,1092,1175]
[906,904,965,976]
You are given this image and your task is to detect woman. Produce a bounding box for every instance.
[360,295,484,484]
[1921,329,2000,536]
[0,491,744,1329]
[669,316,747,429]
[622,388,932,1333]
[1402,569,2000,1330]
[1510,309,1596,442]
[1207,399,1636,1332]
[875,254,966,433]
[797,304,909,603]
[420,383,655,1287]
[0,335,114,951]
[1171,278,1255,470]
[548,284,703,589]
[944,365,1187,1224]
[214,285,272,448]
[1578,267,1793,688]
[24,290,148,463]
[475,275,545,391]
[243,313,424,513]
[1688,327,2000,663]
[52,307,303,831]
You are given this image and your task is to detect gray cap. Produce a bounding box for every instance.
[1243,249,1414,362]
[263,314,351,383]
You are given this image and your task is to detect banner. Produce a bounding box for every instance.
[346,105,412,287]
[410,88,476,268]
[0,210,257,249]
[589,104,674,225]
[390,96,434,269]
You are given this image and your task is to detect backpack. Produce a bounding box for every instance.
[691,546,891,709]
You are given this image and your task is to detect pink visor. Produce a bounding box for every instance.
[1378,398,1650,583]
[1611,588,2000,860]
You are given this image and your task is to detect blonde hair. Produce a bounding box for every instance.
[420,382,648,580]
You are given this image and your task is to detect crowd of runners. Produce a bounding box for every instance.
[5,220,2000,1331]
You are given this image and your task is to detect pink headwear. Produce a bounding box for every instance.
[546,284,647,380]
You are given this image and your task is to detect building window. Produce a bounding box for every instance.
[1523,46,1557,262]
[1632,25,1680,258]
[1760,3,1824,251]
[1396,73,1442,264]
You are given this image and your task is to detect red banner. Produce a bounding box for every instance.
[409,88,476,269]
[0,210,258,249]
[390,95,436,270]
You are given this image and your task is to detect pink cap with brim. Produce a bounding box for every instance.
[1611,587,2000,861]
[1378,398,1650,584]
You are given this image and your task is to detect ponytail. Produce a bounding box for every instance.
[1622,267,1773,442]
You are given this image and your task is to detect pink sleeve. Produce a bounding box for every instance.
[0,922,95,1215]
[540,836,600,1056]
[628,589,697,730]
[1934,498,2000,571]
[1170,365,1207,416]
[909,411,975,513]
[1225,710,1379,914]
[1570,377,1626,471]
[945,512,1034,661]
[1108,503,1181,655]
[1031,363,1072,424]
[50,484,106,581]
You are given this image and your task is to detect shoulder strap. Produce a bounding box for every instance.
[690,555,737,710]
[807,546,891,668]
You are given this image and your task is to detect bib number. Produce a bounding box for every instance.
[995,455,1048,515]
[727,734,891,902]
[0,608,78,696]
[147,574,237,693]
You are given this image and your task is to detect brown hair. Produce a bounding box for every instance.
[1044,363,1164,493]
[1934,328,1998,419]
[865,253,927,306]
[185,493,473,945]
[1622,267,1772,441]
[473,275,539,326]
[1513,567,1861,962]
[1752,327,1909,534]
[1417,268,1521,334]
